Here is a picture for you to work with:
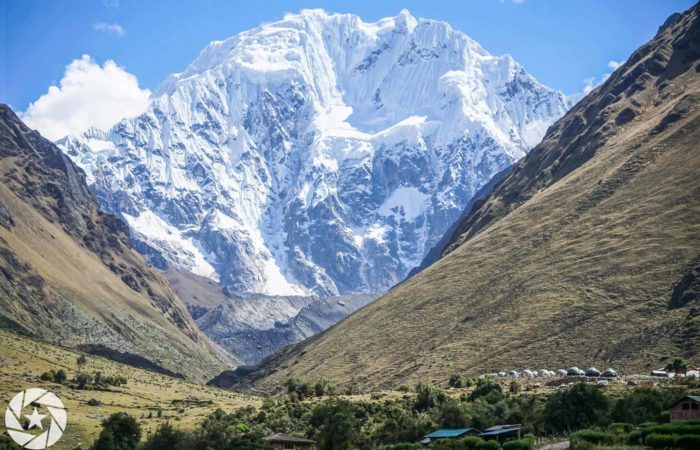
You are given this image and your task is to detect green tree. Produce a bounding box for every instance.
[91,413,141,450]
[140,423,187,450]
[414,383,446,412]
[439,401,469,428]
[666,358,687,373]
[53,369,67,384]
[468,380,503,404]
[542,383,609,433]
[310,399,358,450]
[610,388,679,425]
[77,355,87,371]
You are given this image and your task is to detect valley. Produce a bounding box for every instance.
[2,2,700,449]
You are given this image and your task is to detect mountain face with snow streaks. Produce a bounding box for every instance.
[59,9,571,296]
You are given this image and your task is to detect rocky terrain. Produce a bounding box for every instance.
[0,105,232,380]
[230,5,700,390]
[197,293,375,364]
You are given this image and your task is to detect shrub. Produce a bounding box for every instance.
[641,423,700,438]
[449,373,468,388]
[382,444,423,450]
[571,429,614,446]
[458,436,485,449]
[644,433,679,449]
[502,436,534,450]
[53,369,67,384]
[609,422,634,433]
[475,440,499,450]
[414,383,446,412]
[625,430,643,445]
[40,370,54,381]
[468,380,504,403]
[676,434,700,449]
[141,423,188,450]
[91,413,141,450]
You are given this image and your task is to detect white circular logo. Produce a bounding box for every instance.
[4,388,67,449]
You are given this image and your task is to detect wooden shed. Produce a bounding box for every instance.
[669,395,700,422]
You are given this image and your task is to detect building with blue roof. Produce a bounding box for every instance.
[420,428,480,445]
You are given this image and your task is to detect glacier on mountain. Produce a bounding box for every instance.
[59,9,573,296]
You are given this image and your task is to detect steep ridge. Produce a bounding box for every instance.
[235,5,700,390]
[58,10,571,297]
[0,105,232,380]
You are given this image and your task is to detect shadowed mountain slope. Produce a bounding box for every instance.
[0,105,232,380]
[232,5,700,390]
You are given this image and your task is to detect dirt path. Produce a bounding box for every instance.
[537,440,570,450]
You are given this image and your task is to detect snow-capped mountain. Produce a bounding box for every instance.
[59,9,572,296]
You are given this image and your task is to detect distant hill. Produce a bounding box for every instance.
[233,4,700,390]
[0,105,232,381]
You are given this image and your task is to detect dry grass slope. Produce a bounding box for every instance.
[0,105,233,381]
[241,5,700,391]
[0,330,259,450]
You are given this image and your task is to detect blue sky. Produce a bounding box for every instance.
[2,0,696,112]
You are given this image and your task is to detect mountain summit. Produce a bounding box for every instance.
[233,4,700,389]
[60,10,571,296]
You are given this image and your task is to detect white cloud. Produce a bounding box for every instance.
[608,60,624,70]
[22,55,151,140]
[582,77,597,95]
[580,59,626,95]
[93,22,126,36]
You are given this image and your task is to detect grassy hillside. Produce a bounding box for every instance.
[0,105,234,380]
[237,4,700,391]
[0,329,259,450]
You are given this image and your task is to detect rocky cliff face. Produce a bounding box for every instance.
[0,105,231,380]
[59,10,571,297]
[197,293,375,364]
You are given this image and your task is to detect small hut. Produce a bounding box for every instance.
[263,433,316,450]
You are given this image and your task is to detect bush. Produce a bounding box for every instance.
[571,429,615,446]
[626,430,643,445]
[91,413,141,450]
[141,423,188,450]
[468,380,504,403]
[53,369,67,384]
[501,434,534,450]
[502,436,534,450]
[449,373,468,388]
[40,371,54,381]
[644,433,679,449]
[414,383,446,412]
[475,441,499,450]
[676,434,700,449]
[382,444,423,450]
[609,422,634,433]
[642,423,700,438]
[458,437,485,449]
